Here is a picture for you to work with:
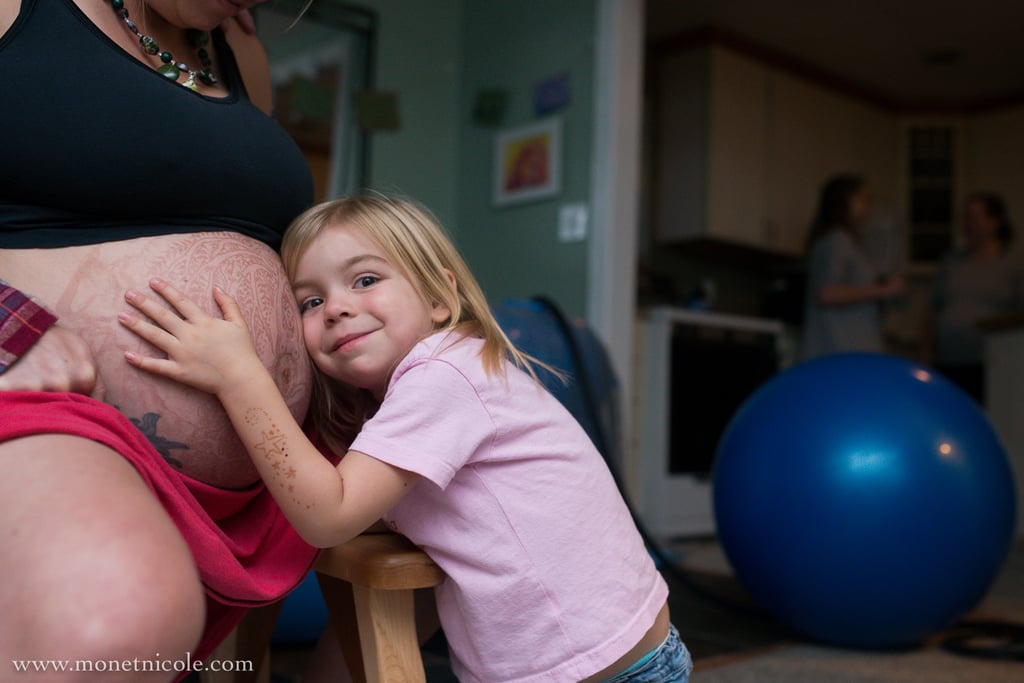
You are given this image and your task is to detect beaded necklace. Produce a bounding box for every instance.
[109,0,218,91]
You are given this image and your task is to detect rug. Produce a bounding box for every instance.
[668,539,1024,682]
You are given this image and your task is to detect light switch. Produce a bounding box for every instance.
[557,203,589,242]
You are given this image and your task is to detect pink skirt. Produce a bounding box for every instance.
[0,391,318,672]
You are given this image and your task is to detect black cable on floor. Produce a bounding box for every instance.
[939,619,1024,661]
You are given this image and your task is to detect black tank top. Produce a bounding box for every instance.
[0,0,314,250]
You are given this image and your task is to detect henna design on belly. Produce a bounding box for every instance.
[148,236,312,414]
[1,233,312,488]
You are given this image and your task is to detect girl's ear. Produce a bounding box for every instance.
[430,269,457,325]
[442,268,457,290]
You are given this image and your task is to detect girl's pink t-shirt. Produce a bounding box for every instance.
[351,333,668,683]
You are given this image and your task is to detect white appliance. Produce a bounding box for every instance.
[632,306,789,539]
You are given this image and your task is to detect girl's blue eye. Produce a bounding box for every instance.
[355,275,379,289]
[299,297,323,313]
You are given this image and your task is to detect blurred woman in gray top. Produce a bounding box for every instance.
[801,174,907,360]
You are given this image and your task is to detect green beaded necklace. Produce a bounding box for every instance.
[110,0,218,91]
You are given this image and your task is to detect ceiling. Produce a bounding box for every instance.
[645,0,1024,108]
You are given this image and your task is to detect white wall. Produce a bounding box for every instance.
[964,105,1024,227]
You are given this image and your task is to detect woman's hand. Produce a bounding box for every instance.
[879,273,908,300]
[225,9,256,36]
[119,278,265,396]
[0,325,97,394]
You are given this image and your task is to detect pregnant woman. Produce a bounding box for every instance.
[0,1,316,679]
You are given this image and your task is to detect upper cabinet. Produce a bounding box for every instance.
[652,45,768,250]
[765,70,900,255]
[651,41,899,257]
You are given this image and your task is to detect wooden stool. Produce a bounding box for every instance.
[201,532,444,683]
[315,532,446,683]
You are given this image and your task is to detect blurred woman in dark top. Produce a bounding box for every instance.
[922,192,1024,405]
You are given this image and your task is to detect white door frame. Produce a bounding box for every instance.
[588,0,645,483]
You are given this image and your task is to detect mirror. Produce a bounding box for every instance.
[253,1,376,200]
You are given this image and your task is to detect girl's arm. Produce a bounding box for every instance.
[118,278,417,548]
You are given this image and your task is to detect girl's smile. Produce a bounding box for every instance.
[330,329,374,354]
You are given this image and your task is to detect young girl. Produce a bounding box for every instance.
[118,194,691,683]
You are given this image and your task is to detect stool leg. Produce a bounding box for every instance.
[317,573,367,683]
[201,602,280,683]
[351,584,426,683]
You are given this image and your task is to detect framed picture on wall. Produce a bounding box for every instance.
[493,118,562,206]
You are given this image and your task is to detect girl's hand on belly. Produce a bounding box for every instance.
[119,279,267,397]
[0,325,100,395]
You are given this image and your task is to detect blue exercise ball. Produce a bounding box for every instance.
[712,353,1017,649]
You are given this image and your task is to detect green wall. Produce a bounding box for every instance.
[324,0,598,317]
[261,0,600,315]
[454,0,597,317]
[356,0,463,227]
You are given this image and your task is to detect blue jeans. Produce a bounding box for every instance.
[599,625,692,683]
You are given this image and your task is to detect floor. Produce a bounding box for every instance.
[268,630,456,683]
[263,536,1024,681]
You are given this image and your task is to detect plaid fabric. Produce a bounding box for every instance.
[0,280,59,374]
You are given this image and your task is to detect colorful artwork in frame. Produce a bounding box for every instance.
[493,118,562,206]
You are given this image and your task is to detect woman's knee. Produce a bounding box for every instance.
[3,526,207,680]
[0,435,207,666]
[35,570,206,669]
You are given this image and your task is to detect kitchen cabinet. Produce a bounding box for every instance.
[652,41,899,257]
[653,44,769,250]
[765,70,899,254]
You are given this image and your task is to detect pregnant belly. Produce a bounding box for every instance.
[0,233,312,488]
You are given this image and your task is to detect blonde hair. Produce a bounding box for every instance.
[281,192,553,454]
